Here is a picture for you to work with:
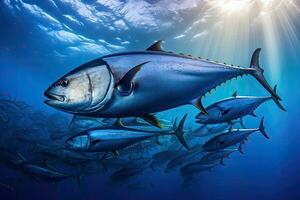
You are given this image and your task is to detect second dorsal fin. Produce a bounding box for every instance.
[146,40,163,51]
[232,91,238,97]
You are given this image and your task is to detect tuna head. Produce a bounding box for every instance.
[65,135,90,151]
[44,59,114,114]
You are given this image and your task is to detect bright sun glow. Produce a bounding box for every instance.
[214,0,251,13]
[192,0,299,81]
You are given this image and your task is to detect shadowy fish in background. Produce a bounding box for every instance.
[110,167,145,183]
[101,156,130,172]
[196,89,286,125]
[180,162,218,178]
[199,149,239,165]
[15,152,82,186]
[151,150,186,170]
[202,118,269,152]
[44,41,280,128]
[165,150,204,173]
[34,144,105,166]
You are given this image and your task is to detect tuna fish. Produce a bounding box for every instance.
[180,162,218,177]
[165,150,203,173]
[199,149,238,165]
[202,117,269,152]
[16,152,82,185]
[151,150,186,170]
[65,115,189,152]
[44,41,280,128]
[196,88,285,124]
[70,115,173,130]
[110,167,144,182]
[34,144,106,166]
[192,120,241,137]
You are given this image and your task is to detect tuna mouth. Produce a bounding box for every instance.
[44,93,65,103]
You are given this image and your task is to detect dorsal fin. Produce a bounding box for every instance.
[232,91,238,97]
[146,40,163,51]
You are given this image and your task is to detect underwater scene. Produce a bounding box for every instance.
[0,0,299,200]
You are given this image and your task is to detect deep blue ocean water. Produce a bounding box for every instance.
[0,1,299,200]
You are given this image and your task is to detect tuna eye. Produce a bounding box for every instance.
[60,79,69,87]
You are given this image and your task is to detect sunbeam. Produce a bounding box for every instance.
[181,0,300,82]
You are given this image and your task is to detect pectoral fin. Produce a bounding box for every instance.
[117,61,149,95]
[218,106,232,115]
[91,139,101,146]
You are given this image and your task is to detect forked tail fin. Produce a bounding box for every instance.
[258,117,270,139]
[249,48,281,100]
[173,114,189,150]
[271,85,286,111]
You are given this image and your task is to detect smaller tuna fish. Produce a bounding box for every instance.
[180,162,217,177]
[16,152,81,184]
[35,144,105,166]
[202,117,269,152]
[151,150,186,170]
[192,120,242,137]
[70,115,173,130]
[101,156,130,172]
[196,87,286,125]
[110,167,144,182]
[165,150,203,173]
[65,115,189,152]
[199,149,238,165]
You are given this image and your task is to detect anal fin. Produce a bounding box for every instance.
[139,114,162,129]
[191,97,208,115]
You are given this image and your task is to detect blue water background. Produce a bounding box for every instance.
[0,1,299,199]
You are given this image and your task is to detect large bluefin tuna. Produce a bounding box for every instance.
[44,41,280,127]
